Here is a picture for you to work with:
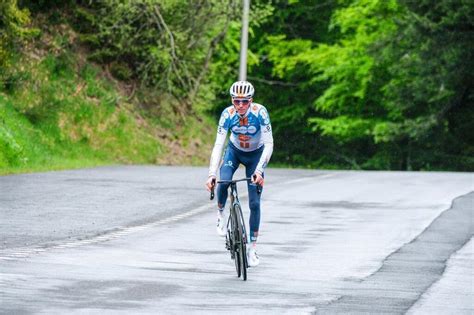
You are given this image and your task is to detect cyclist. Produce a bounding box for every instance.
[205,80,273,267]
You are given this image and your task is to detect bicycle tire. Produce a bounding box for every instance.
[230,206,241,278]
[235,203,247,281]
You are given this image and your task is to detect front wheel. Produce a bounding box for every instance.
[230,207,241,278]
[235,203,247,281]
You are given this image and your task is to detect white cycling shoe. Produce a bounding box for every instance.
[247,245,260,267]
[216,211,227,237]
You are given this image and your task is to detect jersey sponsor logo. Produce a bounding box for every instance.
[232,125,257,134]
[252,105,258,111]
[240,142,250,149]
[224,160,234,168]
[229,108,235,115]
[238,134,251,141]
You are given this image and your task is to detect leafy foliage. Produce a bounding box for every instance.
[73,0,240,112]
[0,0,38,83]
[247,0,473,170]
[378,0,474,169]
[1,0,472,172]
[242,0,340,167]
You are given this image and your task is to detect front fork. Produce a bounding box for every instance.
[225,192,240,254]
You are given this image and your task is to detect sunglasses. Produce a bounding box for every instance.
[232,98,251,106]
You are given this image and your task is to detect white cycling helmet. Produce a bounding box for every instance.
[229,80,254,98]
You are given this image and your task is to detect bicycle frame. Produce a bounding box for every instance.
[227,181,247,244]
[228,181,240,211]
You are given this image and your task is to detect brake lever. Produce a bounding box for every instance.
[251,174,263,195]
[210,178,216,200]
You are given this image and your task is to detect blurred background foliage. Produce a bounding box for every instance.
[1,0,473,173]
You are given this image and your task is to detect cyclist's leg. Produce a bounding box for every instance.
[246,171,262,243]
[243,148,264,244]
[217,145,239,210]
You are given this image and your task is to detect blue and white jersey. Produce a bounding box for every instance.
[219,103,271,151]
[209,103,274,177]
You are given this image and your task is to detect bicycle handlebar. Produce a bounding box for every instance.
[210,177,262,200]
[217,177,252,184]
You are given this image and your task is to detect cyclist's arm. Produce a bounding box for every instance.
[255,108,273,175]
[209,112,229,177]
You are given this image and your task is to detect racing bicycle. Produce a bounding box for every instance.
[210,177,261,281]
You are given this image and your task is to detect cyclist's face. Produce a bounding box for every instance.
[232,98,252,115]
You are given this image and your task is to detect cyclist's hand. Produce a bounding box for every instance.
[206,176,216,192]
[252,173,264,186]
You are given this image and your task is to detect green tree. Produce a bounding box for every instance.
[74,0,240,114]
[243,0,340,167]
[378,0,474,170]
[0,0,35,82]
[307,0,402,168]
[254,0,473,170]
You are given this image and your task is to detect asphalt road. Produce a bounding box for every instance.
[0,166,473,314]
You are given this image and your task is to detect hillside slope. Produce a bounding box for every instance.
[0,22,213,175]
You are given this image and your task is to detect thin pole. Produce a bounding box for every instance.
[239,0,250,81]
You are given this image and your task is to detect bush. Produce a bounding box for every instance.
[0,0,37,79]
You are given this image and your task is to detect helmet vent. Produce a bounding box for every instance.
[229,81,254,98]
